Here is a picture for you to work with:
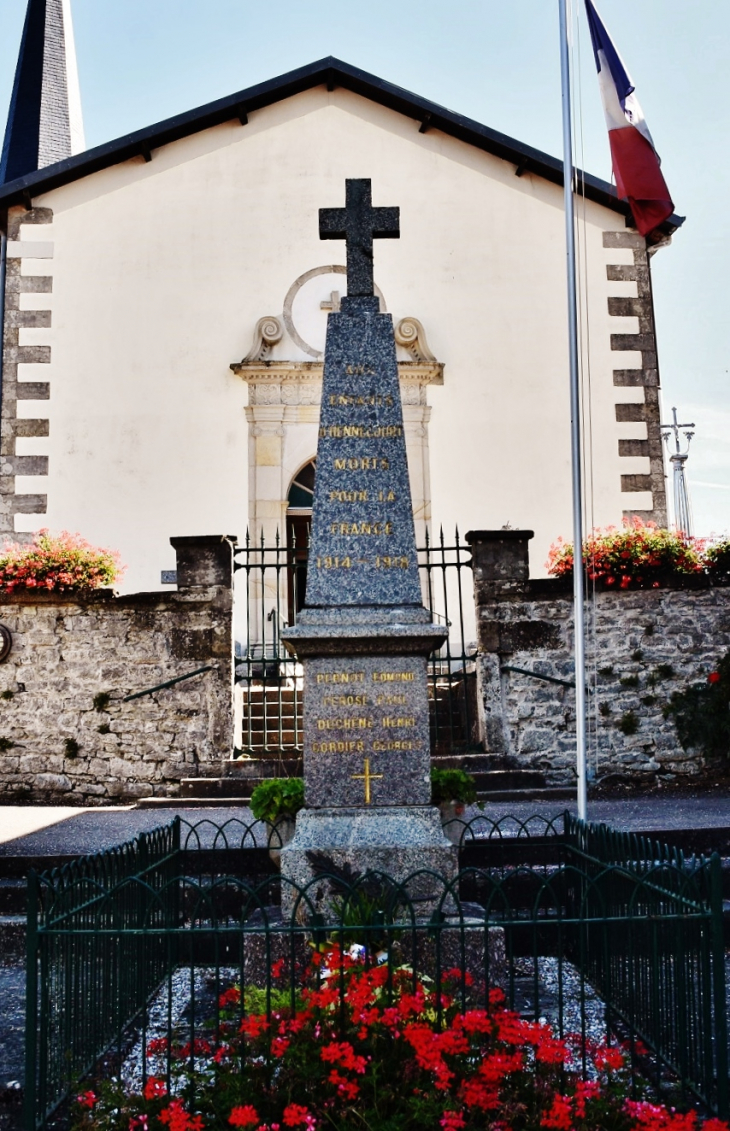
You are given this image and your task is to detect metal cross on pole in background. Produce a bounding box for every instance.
[661,407,695,537]
[319,179,400,296]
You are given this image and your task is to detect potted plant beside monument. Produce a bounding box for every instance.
[431,767,478,844]
[249,778,304,866]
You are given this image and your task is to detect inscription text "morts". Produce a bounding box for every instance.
[345,365,375,375]
[334,457,389,471]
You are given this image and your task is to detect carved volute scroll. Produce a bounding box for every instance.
[241,316,284,362]
[394,317,436,363]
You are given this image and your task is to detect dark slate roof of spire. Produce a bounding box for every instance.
[1,0,75,184]
[0,56,682,237]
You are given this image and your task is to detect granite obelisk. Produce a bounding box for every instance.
[281,179,456,898]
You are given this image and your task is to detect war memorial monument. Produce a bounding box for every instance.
[281,179,457,895]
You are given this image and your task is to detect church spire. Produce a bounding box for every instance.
[0,0,85,184]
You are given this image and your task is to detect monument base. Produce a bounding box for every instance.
[281,806,458,917]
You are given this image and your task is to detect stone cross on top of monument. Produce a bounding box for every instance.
[319,179,399,297]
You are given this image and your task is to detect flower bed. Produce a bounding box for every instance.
[546,518,712,590]
[72,947,728,1131]
[0,530,122,593]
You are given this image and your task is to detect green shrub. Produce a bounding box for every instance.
[430,767,477,805]
[664,652,730,759]
[617,711,639,736]
[64,737,80,759]
[93,691,111,712]
[250,777,304,823]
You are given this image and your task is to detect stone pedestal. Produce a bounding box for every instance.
[281,606,457,913]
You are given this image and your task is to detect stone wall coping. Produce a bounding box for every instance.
[169,535,237,549]
[465,529,535,544]
[0,587,218,609]
[481,574,726,602]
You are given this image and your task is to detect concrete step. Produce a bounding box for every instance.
[476,787,576,803]
[0,879,26,914]
[228,758,303,778]
[0,915,25,961]
[136,797,252,809]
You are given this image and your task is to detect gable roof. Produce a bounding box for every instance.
[0,56,683,237]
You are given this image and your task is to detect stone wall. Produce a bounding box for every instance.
[0,535,235,804]
[467,531,730,784]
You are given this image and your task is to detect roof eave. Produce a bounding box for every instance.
[0,56,684,239]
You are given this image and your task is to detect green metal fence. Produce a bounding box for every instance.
[24,814,728,1130]
[233,526,477,755]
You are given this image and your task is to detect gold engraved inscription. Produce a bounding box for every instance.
[316,672,365,684]
[382,717,416,728]
[376,693,407,705]
[329,394,393,407]
[334,457,389,471]
[323,694,369,707]
[329,490,369,502]
[320,425,402,439]
[316,717,374,730]
[316,556,352,569]
[351,757,383,804]
[373,672,415,682]
[346,365,375,376]
[375,556,409,569]
[330,522,393,536]
[372,739,422,752]
[312,740,365,754]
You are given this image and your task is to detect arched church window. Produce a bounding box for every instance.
[286,459,315,620]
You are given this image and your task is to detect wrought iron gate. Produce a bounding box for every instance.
[233,527,477,756]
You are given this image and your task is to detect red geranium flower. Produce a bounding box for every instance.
[708,671,721,684]
[143,1077,167,1099]
[282,1104,312,1127]
[229,1106,260,1128]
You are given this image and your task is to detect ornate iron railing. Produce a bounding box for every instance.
[233,527,477,756]
[24,815,728,1129]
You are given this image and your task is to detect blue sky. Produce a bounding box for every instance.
[1,0,728,535]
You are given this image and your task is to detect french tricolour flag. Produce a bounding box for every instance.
[584,0,674,236]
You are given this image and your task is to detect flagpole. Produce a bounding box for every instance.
[559,0,588,821]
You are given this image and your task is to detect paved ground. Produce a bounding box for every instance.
[1,793,729,858]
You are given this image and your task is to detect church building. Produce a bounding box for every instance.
[0,0,682,603]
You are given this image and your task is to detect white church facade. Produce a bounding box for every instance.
[0,5,682,601]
